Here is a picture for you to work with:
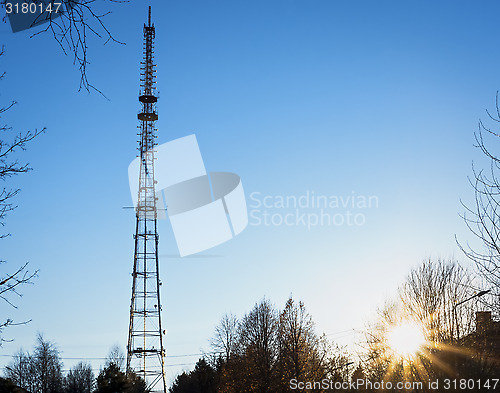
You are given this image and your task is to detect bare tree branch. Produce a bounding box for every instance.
[0,47,41,344]
[1,0,127,94]
[458,93,500,314]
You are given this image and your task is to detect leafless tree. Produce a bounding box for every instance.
[210,313,238,362]
[6,333,64,392]
[399,258,477,343]
[0,262,38,339]
[361,299,397,382]
[361,259,482,384]
[0,46,41,343]
[1,48,45,234]
[277,297,322,383]
[4,350,35,390]
[458,94,500,312]
[1,0,126,93]
[238,298,279,392]
[33,333,64,393]
[211,297,347,393]
[105,344,125,371]
[278,298,351,385]
[323,340,352,383]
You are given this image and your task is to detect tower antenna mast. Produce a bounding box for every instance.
[126,6,166,391]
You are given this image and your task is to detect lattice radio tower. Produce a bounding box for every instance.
[126,7,167,391]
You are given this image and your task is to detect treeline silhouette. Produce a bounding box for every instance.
[170,259,500,393]
[170,296,351,393]
[1,337,148,393]
[1,259,498,393]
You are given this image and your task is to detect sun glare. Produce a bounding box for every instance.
[387,322,425,358]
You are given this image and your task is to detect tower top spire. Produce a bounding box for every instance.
[138,5,158,118]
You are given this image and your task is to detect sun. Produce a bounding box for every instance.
[387,322,425,358]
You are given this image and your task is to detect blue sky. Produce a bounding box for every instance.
[0,0,499,386]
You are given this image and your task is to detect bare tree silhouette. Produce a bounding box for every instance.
[0,46,41,343]
[458,93,500,313]
[1,0,127,93]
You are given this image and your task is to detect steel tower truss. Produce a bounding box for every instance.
[127,7,166,392]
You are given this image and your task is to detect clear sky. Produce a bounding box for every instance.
[1,0,499,387]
